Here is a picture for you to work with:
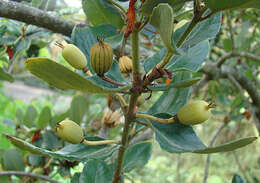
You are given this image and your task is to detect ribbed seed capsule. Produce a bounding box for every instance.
[177,100,215,125]
[56,120,84,144]
[90,39,113,76]
[119,56,133,74]
[102,109,121,128]
[59,43,87,70]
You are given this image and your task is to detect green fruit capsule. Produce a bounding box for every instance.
[32,167,45,174]
[177,100,215,125]
[90,39,113,76]
[56,120,84,144]
[61,44,87,70]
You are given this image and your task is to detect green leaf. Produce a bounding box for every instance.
[194,137,257,154]
[147,72,191,115]
[70,94,88,124]
[15,108,24,125]
[167,41,210,72]
[0,25,7,37]
[147,114,257,153]
[232,174,246,183]
[42,131,60,150]
[0,68,14,83]
[105,33,124,49]
[174,11,222,51]
[144,41,209,73]
[141,0,185,15]
[82,0,124,29]
[37,106,51,129]
[205,0,260,12]
[13,38,31,60]
[147,77,201,91]
[79,159,113,183]
[5,135,119,161]
[123,142,152,172]
[25,58,130,93]
[71,173,81,183]
[23,105,38,127]
[50,109,70,128]
[0,122,14,149]
[2,149,25,171]
[59,166,71,177]
[32,0,43,7]
[150,4,179,54]
[27,154,44,166]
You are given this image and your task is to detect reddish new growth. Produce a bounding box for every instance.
[124,0,137,38]
[31,129,41,144]
[6,46,14,60]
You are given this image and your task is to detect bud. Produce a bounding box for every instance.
[119,56,132,74]
[58,43,87,70]
[56,120,84,144]
[90,39,113,76]
[102,109,121,128]
[177,100,215,125]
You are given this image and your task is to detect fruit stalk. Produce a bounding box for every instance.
[136,113,175,123]
[82,139,119,145]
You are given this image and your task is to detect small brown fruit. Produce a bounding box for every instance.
[177,100,215,125]
[90,39,113,76]
[102,109,121,128]
[56,120,84,144]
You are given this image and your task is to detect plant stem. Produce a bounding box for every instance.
[112,28,141,183]
[101,76,126,86]
[176,7,208,48]
[82,139,119,146]
[131,30,141,76]
[0,171,60,183]
[112,94,139,183]
[136,113,175,123]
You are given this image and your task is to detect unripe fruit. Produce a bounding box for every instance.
[60,43,87,70]
[56,120,84,144]
[177,100,214,125]
[119,56,133,74]
[90,39,113,76]
[32,167,44,174]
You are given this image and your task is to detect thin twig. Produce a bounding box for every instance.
[216,52,234,67]
[101,76,126,86]
[227,74,260,134]
[226,11,235,51]
[199,11,216,22]
[0,171,61,183]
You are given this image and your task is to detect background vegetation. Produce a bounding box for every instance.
[0,0,259,183]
